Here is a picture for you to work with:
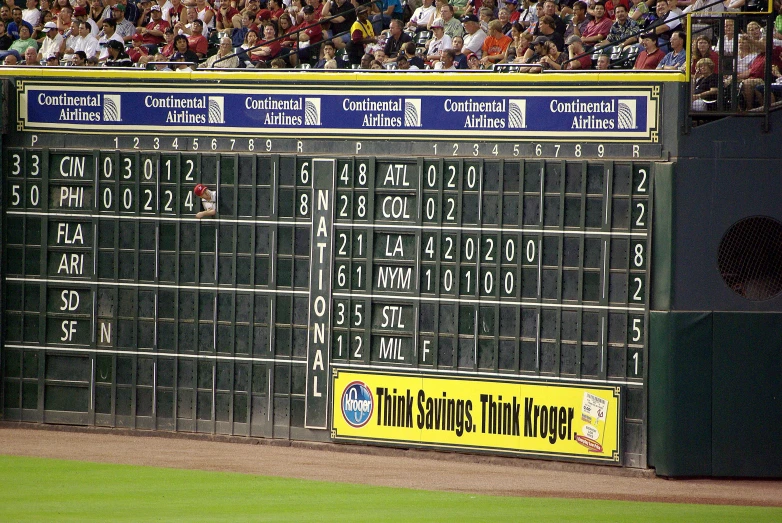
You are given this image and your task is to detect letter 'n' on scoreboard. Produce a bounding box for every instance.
[305,159,336,429]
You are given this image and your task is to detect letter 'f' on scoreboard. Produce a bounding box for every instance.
[305,159,336,429]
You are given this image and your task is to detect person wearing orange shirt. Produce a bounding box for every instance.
[480,19,512,67]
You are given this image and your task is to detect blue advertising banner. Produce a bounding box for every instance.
[18,83,659,141]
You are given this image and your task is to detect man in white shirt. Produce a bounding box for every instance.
[98,17,125,61]
[461,14,486,58]
[406,0,436,32]
[64,21,100,61]
[38,21,63,63]
[22,0,40,27]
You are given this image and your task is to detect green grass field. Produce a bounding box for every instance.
[0,455,779,522]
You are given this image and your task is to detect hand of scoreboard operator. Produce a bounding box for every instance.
[196,209,216,219]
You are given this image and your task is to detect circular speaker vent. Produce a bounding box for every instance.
[717,216,782,301]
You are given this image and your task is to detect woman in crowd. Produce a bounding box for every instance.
[691,57,719,110]
[172,32,199,64]
[239,27,259,61]
[691,34,718,72]
[159,27,176,57]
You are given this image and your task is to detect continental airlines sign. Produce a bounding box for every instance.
[18,83,659,140]
[332,370,621,462]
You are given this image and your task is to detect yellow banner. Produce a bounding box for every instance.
[332,370,620,461]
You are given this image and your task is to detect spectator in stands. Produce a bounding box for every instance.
[466,51,481,68]
[535,37,567,70]
[292,4,322,65]
[399,40,425,68]
[0,7,12,28]
[322,0,356,48]
[8,24,37,59]
[252,22,281,63]
[564,34,592,68]
[657,29,685,70]
[314,39,337,67]
[628,0,654,25]
[517,34,547,67]
[506,0,522,24]
[359,52,373,68]
[186,17,207,57]
[22,46,39,64]
[89,0,105,25]
[426,18,452,64]
[231,13,255,47]
[97,18,124,60]
[564,1,588,39]
[498,7,512,35]
[537,0,566,36]
[38,20,61,62]
[650,0,679,52]
[481,19,512,66]
[0,20,12,59]
[691,57,718,110]
[63,21,98,60]
[745,21,765,48]
[159,27,176,56]
[103,37,132,65]
[478,7,494,33]
[691,34,717,72]
[451,34,469,67]
[607,4,638,46]
[70,49,87,65]
[8,6,33,39]
[23,0,41,28]
[112,4,136,43]
[434,47,457,68]
[128,33,150,61]
[239,27,259,61]
[451,0,470,17]
[204,36,238,67]
[136,0,153,28]
[73,5,98,36]
[537,15,565,51]
[193,0,213,32]
[382,19,411,62]
[373,0,404,36]
[216,1,240,33]
[438,4,464,38]
[407,0,436,32]
[461,14,486,57]
[171,32,197,62]
[578,1,611,47]
[665,0,682,16]
[737,45,782,109]
[140,5,168,47]
[3,54,18,64]
[596,51,610,68]
[634,31,663,68]
[173,5,196,35]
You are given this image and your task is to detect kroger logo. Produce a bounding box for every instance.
[341,381,373,428]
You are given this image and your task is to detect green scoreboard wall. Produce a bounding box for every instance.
[0,72,682,469]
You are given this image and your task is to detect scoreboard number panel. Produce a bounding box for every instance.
[2,147,650,462]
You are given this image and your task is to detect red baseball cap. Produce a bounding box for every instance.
[193,184,208,197]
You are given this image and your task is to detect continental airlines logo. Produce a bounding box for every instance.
[208,96,224,124]
[508,99,526,129]
[103,95,122,122]
[304,97,321,126]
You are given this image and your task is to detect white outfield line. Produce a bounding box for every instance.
[331,362,642,387]
[332,291,647,312]
[5,277,310,295]
[2,343,307,364]
[6,210,310,226]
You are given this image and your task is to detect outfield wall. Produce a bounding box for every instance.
[0,69,779,476]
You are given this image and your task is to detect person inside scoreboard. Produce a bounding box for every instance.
[194,183,217,219]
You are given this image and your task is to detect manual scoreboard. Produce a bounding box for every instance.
[2,143,650,462]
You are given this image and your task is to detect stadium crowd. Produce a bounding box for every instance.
[0,0,780,105]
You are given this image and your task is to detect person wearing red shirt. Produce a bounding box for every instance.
[292,4,322,64]
[634,32,664,69]
[603,0,629,20]
[579,1,612,46]
[216,2,240,32]
[250,23,281,63]
[127,33,150,62]
[141,5,169,45]
[187,18,208,57]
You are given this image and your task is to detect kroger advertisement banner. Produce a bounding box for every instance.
[332,370,621,462]
[18,82,659,140]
